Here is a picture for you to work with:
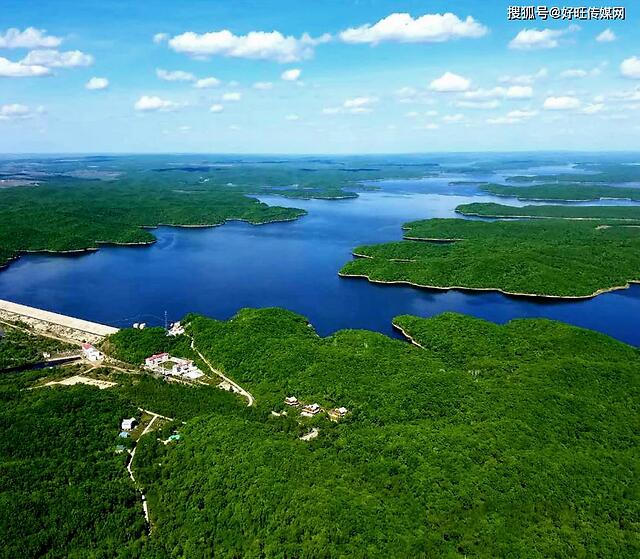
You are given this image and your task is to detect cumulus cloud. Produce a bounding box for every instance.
[0,56,50,77]
[487,109,538,124]
[442,113,464,123]
[222,92,241,101]
[456,99,500,109]
[156,68,195,82]
[85,77,109,90]
[339,12,487,44]
[543,96,581,110]
[499,68,547,85]
[463,85,532,100]
[596,28,616,43]
[429,72,470,92]
[194,77,221,88]
[621,57,640,79]
[281,68,301,81]
[21,49,93,68]
[153,33,169,44]
[509,27,576,50]
[209,104,224,113]
[323,96,378,115]
[0,103,43,120]
[581,103,605,114]
[0,27,61,49]
[167,30,330,63]
[253,81,273,90]
[134,95,183,112]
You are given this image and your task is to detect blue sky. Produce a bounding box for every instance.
[1,0,639,153]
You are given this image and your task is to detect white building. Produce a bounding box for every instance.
[167,321,185,337]
[301,403,321,417]
[284,396,299,406]
[145,353,169,368]
[82,343,103,362]
[121,417,137,430]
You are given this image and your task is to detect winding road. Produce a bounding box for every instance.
[189,336,255,407]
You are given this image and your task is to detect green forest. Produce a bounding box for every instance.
[456,203,640,221]
[1,308,639,557]
[339,216,640,297]
[480,182,640,201]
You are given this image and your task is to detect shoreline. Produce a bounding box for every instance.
[455,209,640,222]
[391,322,426,350]
[0,212,305,272]
[338,268,640,300]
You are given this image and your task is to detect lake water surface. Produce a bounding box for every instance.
[1,177,639,346]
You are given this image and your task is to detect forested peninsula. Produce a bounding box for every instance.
[2,309,638,557]
[339,213,640,298]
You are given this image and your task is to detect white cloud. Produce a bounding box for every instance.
[339,12,487,44]
[134,95,182,112]
[156,68,195,82]
[0,56,50,77]
[486,109,537,125]
[405,111,419,118]
[509,27,576,50]
[0,27,61,49]
[21,49,93,68]
[153,33,169,44]
[456,99,500,109]
[543,96,581,110]
[442,113,464,123]
[414,122,439,130]
[285,114,300,121]
[429,71,470,92]
[179,125,191,132]
[343,96,377,108]
[581,103,605,114]
[596,28,616,43]
[209,104,224,113]
[613,87,640,102]
[0,103,42,120]
[85,77,109,90]
[253,81,273,90]
[323,96,378,115]
[499,68,547,85]
[560,69,588,79]
[621,57,640,79]
[463,85,532,100]
[222,92,241,101]
[168,30,330,63]
[194,77,221,89]
[281,68,301,81]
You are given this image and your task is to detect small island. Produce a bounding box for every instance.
[480,182,640,202]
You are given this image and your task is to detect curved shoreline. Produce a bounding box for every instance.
[391,322,426,350]
[338,269,640,300]
[0,213,305,272]
[455,209,640,222]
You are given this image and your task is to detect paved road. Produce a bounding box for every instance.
[189,336,255,407]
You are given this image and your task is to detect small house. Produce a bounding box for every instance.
[336,407,348,417]
[284,396,299,406]
[302,403,321,415]
[82,343,103,362]
[167,322,185,337]
[118,431,129,439]
[121,417,137,431]
[115,445,127,454]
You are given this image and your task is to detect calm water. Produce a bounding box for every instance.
[1,177,639,346]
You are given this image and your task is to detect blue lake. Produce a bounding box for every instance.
[1,177,639,346]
